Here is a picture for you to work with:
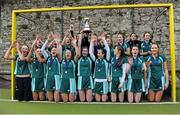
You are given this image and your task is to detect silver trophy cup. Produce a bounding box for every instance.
[83,18,91,33]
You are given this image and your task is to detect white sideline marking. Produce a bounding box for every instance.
[0,99,180,104]
[0,114,179,115]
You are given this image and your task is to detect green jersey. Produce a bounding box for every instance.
[141,41,151,53]
[61,59,76,79]
[78,56,92,77]
[111,57,127,78]
[14,55,31,75]
[147,55,166,78]
[46,57,60,77]
[94,59,109,79]
[31,56,45,78]
[129,57,144,79]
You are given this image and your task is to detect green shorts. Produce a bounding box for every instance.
[148,76,165,91]
[94,81,108,94]
[78,76,93,90]
[45,75,61,91]
[60,78,76,93]
[31,78,45,92]
[127,78,145,93]
[109,78,126,93]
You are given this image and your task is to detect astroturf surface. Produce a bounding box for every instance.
[0,89,180,114]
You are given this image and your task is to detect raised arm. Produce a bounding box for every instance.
[70,24,74,38]
[16,42,26,61]
[41,39,48,51]
[55,41,62,63]
[41,32,54,59]
[35,34,44,48]
[35,49,46,63]
[62,29,70,46]
[26,39,37,62]
[4,41,16,60]
[77,33,83,57]
[41,39,49,60]
[89,35,96,61]
[101,34,110,61]
[72,38,80,63]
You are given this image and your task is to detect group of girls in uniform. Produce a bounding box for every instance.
[4,30,169,103]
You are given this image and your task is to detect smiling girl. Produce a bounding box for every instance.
[4,41,32,101]
[146,43,169,102]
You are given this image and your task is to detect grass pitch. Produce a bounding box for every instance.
[0,88,180,114]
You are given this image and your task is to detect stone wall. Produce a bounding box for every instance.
[0,0,180,76]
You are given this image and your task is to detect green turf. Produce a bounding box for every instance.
[0,88,180,114]
[177,89,180,102]
[0,101,180,114]
[0,89,11,99]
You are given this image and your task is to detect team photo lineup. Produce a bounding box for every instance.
[3,24,169,103]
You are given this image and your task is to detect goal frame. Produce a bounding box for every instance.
[10,3,176,102]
